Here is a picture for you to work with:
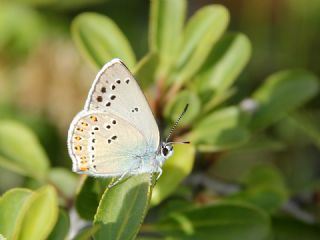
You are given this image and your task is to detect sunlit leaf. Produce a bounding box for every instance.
[19,185,58,240]
[0,2,45,54]
[94,174,152,240]
[195,33,251,94]
[47,209,70,240]
[151,144,195,206]
[251,70,319,130]
[0,121,49,181]
[149,0,186,77]
[73,225,100,240]
[189,106,250,151]
[72,12,136,69]
[0,188,33,239]
[171,5,229,85]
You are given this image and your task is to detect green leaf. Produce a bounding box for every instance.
[73,225,100,240]
[228,165,288,213]
[94,174,152,240]
[23,0,106,9]
[288,111,320,148]
[149,0,186,77]
[0,120,49,181]
[137,238,164,240]
[0,188,33,239]
[19,185,58,240]
[273,217,320,240]
[76,176,112,220]
[195,33,251,94]
[48,168,79,203]
[47,209,70,240]
[189,107,250,151]
[151,144,195,206]
[72,12,136,69]
[133,52,159,90]
[194,33,251,112]
[172,5,229,85]
[153,202,271,240]
[238,135,286,152]
[0,2,45,54]
[164,90,201,126]
[251,70,319,130]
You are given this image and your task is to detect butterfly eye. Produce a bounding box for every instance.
[162,147,169,156]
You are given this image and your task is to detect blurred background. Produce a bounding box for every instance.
[0,0,319,226]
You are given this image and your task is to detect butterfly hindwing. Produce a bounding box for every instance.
[84,59,159,152]
[68,111,152,176]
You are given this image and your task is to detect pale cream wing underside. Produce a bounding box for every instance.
[68,111,148,176]
[84,59,159,151]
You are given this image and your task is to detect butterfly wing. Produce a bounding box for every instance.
[84,59,159,151]
[68,111,152,176]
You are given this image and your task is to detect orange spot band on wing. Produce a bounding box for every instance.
[90,116,98,122]
[74,136,81,141]
[76,127,84,132]
[74,145,82,152]
[80,166,89,171]
[81,122,88,127]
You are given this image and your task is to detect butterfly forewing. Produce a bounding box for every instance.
[68,111,150,176]
[84,59,159,151]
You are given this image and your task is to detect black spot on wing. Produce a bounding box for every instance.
[97,96,103,102]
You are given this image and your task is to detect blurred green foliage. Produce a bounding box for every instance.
[0,0,320,239]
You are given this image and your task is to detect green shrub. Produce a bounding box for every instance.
[0,1,319,239]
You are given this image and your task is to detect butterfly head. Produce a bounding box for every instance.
[160,142,174,159]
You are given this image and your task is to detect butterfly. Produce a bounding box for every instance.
[67,58,188,187]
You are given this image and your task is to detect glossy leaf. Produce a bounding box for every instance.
[149,0,186,77]
[0,121,49,181]
[0,188,33,240]
[47,209,70,240]
[19,185,58,240]
[76,176,112,220]
[195,33,251,94]
[164,90,201,126]
[151,144,196,206]
[94,174,152,240]
[251,70,319,130]
[188,107,250,151]
[273,217,320,240]
[172,5,229,85]
[153,202,271,240]
[72,12,136,69]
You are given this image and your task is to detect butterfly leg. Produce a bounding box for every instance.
[149,167,163,188]
[108,171,129,188]
[155,166,162,181]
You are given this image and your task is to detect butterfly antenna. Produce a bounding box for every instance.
[165,104,189,143]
